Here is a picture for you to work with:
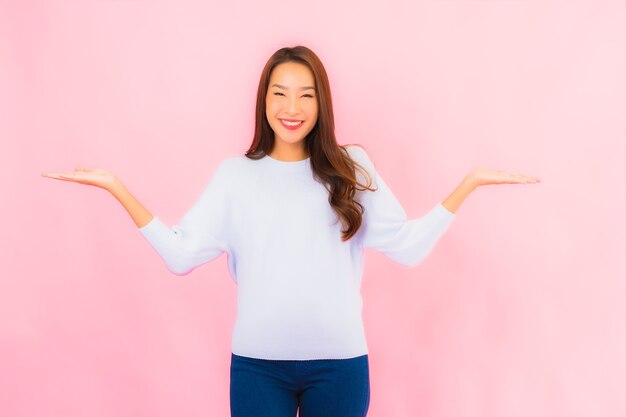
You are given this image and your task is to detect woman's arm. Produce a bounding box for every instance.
[109,179,153,228]
[42,167,153,228]
[442,169,541,214]
[42,164,231,275]
[441,175,477,214]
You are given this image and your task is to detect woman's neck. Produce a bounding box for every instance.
[268,142,309,162]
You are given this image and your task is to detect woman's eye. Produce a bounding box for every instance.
[272,92,314,98]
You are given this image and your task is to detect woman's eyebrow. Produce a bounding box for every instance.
[271,84,316,91]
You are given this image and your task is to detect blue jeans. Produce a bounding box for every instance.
[230,353,370,417]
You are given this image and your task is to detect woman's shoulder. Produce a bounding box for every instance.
[342,144,375,171]
[212,153,272,183]
[216,153,256,171]
[201,154,249,187]
[343,143,373,159]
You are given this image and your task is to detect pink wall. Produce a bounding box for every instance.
[2,1,624,416]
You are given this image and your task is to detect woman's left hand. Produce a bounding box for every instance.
[469,168,541,187]
[441,168,541,214]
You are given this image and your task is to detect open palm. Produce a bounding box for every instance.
[471,168,541,186]
[41,166,117,191]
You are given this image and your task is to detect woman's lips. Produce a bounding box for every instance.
[280,119,304,130]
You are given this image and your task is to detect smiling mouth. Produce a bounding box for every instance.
[280,119,304,127]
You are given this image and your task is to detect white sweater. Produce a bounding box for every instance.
[138,145,455,360]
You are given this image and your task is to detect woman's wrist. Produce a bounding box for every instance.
[464,171,481,189]
[441,173,478,214]
[107,176,125,195]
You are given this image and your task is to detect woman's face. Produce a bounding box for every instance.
[265,61,319,152]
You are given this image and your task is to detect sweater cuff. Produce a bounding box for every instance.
[138,215,169,242]
[436,202,456,218]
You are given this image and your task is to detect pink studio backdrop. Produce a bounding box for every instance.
[1,1,624,417]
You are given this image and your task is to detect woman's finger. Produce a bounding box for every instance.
[41,172,78,181]
[475,169,541,186]
[514,175,540,184]
[41,172,61,179]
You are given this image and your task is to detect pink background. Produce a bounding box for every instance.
[1,1,624,416]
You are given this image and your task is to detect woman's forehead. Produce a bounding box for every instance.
[270,62,314,85]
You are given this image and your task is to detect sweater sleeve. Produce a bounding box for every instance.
[348,145,455,267]
[137,159,232,276]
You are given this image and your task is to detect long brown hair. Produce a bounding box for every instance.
[245,45,375,241]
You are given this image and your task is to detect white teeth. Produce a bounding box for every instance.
[282,120,303,126]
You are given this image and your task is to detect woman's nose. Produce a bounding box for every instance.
[287,96,300,114]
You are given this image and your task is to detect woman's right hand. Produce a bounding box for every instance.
[41,166,118,191]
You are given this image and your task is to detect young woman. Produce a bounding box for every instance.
[42,45,540,417]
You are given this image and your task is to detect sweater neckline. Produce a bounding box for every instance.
[264,154,310,167]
